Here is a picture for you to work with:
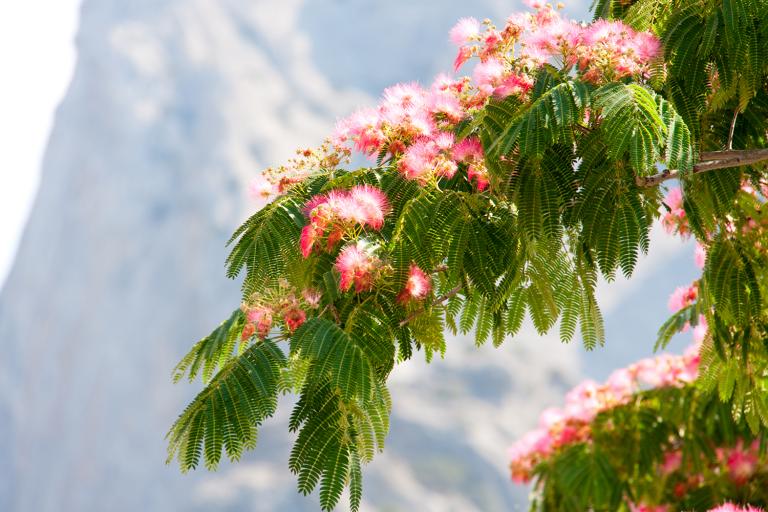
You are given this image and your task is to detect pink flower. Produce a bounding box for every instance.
[660,450,682,475]
[630,504,669,512]
[538,407,565,429]
[301,186,390,257]
[727,446,758,485]
[665,187,683,210]
[382,82,425,110]
[335,107,384,156]
[348,185,390,230]
[335,243,378,293]
[426,88,464,122]
[693,315,708,343]
[493,73,534,98]
[300,224,319,258]
[399,138,439,181]
[241,322,256,341]
[694,242,707,269]
[524,17,582,55]
[633,31,661,61]
[247,307,273,339]
[452,137,484,163]
[433,131,455,151]
[248,175,275,200]
[302,288,322,309]
[283,307,307,332]
[467,164,490,191]
[667,284,697,313]
[606,368,635,398]
[398,264,432,303]
[449,17,481,46]
[473,58,506,89]
[710,504,765,512]
[454,46,473,71]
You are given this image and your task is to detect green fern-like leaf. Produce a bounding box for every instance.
[166,339,286,471]
[172,309,246,384]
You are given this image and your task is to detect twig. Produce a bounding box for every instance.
[635,149,768,188]
[399,284,463,327]
[728,109,739,150]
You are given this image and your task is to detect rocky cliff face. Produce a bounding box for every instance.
[1,0,699,510]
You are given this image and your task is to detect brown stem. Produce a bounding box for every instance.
[399,284,463,327]
[635,149,768,188]
[728,109,739,150]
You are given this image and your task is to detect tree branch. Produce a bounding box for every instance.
[399,284,463,327]
[635,149,768,188]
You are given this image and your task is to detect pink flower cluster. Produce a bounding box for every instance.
[667,281,708,343]
[710,504,764,512]
[397,264,432,303]
[662,187,688,235]
[300,185,390,258]
[335,242,381,293]
[240,281,321,340]
[508,345,700,483]
[667,283,698,313]
[718,440,762,486]
[332,77,492,189]
[452,2,660,87]
[630,504,764,512]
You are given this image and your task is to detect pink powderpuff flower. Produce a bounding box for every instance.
[433,131,456,151]
[335,243,378,293]
[524,17,582,56]
[426,88,465,122]
[538,407,565,429]
[692,315,708,344]
[606,368,635,398]
[694,242,707,269]
[241,322,256,341]
[302,288,322,308]
[630,504,670,512]
[247,307,273,339]
[454,46,473,72]
[467,164,490,191]
[727,445,759,485]
[399,138,439,181]
[473,57,506,89]
[660,450,682,475]
[493,73,535,98]
[710,504,764,512]
[452,137,484,163]
[398,264,432,303]
[581,19,630,47]
[382,82,425,110]
[665,186,684,210]
[348,185,390,230]
[336,107,385,156]
[667,284,697,313]
[283,307,307,332]
[449,17,481,46]
[300,224,321,258]
[248,175,275,200]
[632,31,661,61]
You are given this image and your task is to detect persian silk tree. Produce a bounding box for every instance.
[167,0,768,510]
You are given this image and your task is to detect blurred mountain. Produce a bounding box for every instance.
[0,0,700,511]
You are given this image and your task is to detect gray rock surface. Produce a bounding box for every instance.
[0,0,700,510]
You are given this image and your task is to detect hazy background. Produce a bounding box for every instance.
[0,1,699,511]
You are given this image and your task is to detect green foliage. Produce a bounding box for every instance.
[173,309,246,384]
[167,339,286,471]
[169,0,768,509]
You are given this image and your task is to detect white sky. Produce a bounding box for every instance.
[0,1,82,288]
